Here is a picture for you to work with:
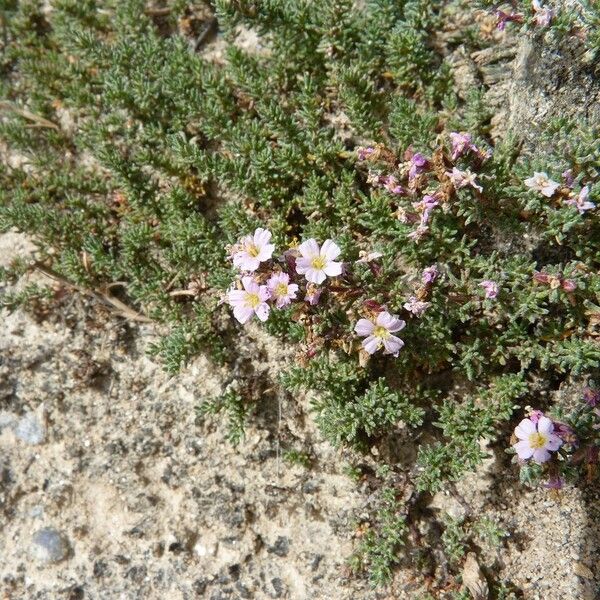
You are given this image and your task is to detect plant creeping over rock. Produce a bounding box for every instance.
[1,0,599,591]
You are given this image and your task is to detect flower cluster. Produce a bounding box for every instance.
[513,387,600,489]
[227,228,414,360]
[533,271,576,292]
[226,229,341,324]
[524,171,596,214]
[357,133,491,244]
[494,1,554,30]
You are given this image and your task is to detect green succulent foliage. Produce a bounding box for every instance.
[349,486,408,587]
[197,386,249,446]
[416,374,527,492]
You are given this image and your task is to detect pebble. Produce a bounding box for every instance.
[573,562,594,580]
[14,410,46,445]
[267,536,290,557]
[30,528,70,564]
[0,411,16,432]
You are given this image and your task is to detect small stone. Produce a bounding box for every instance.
[310,554,323,572]
[30,528,70,564]
[15,409,46,445]
[301,480,319,494]
[267,578,284,598]
[461,552,488,599]
[0,411,16,432]
[192,578,208,595]
[573,562,594,580]
[267,536,289,557]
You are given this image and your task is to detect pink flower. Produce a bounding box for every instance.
[383,175,405,195]
[357,146,375,161]
[524,172,560,197]
[231,228,275,272]
[354,311,406,357]
[513,416,563,463]
[412,195,438,226]
[422,265,438,285]
[227,276,271,324]
[447,167,483,192]
[403,296,431,317]
[495,9,524,30]
[408,153,428,182]
[304,284,322,306]
[532,0,553,27]
[564,186,595,214]
[267,272,299,308]
[480,280,499,299]
[449,132,472,161]
[296,239,343,284]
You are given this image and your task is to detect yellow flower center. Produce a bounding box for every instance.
[245,292,261,308]
[247,244,260,258]
[528,432,548,449]
[311,256,327,270]
[275,283,288,297]
[373,325,390,339]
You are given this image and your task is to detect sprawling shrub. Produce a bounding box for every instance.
[1,0,599,588]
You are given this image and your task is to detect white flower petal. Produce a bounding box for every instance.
[233,305,254,324]
[354,319,375,337]
[227,290,247,305]
[256,243,275,261]
[532,448,551,464]
[258,285,271,302]
[255,303,270,322]
[241,276,258,292]
[537,416,554,435]
[514,440,534,459]
[383,335,404,356]
[298,238,320,259]
[546,434,562,451]
[362,335,381,354]
[305,268,326,285]
[387,318,406,333]
[514,418,536,439]
[295,256,312,274]
[322,261,342,277]
[253,227,271,247]
[321,239,341,261]
[233,253,259,272]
